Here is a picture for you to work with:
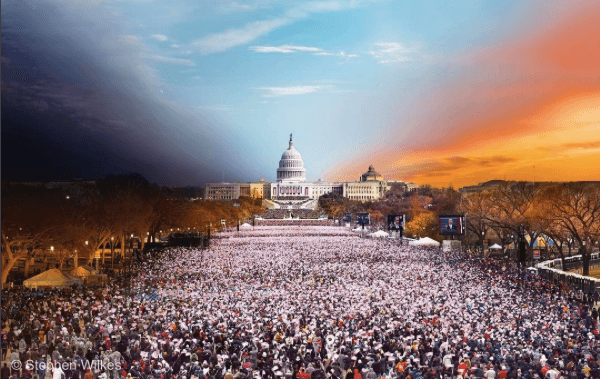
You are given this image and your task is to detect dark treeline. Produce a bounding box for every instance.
[1,174,262,284]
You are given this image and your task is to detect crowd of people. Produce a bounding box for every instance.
[255,221,335,227]
[2,226,600,379]
[217,227,353,239]
[261,210,321,220]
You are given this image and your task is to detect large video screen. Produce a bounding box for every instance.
[356,213,370,226]
[387,214,404,231]
[439,215,465,235]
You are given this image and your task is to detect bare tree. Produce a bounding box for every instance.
[542,183,600,275]
[459,191,493,254]
[1,184,61,284]
[484,182,544,261]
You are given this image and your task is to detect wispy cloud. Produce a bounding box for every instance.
[406,155,517,179]
[151,34,168,42]
[314,51,359,58]
[250,45,360,59]
[256,85,330,97]
[193,0,382,54]
[250,45,323,53]
[192,18,291,54]
[564,141,600,150]
[144,54,196,66]
[225,1,259,12]
[368,42,415,64]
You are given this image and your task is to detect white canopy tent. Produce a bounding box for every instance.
[70,265,98,277]
[23,269,81,289]
[408,237,441,247]
[489,243,502,250]
[369,230,390,238]
[69,265,108,286]
[240,223,252,228]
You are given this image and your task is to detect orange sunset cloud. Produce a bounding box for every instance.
[326,1,600,188]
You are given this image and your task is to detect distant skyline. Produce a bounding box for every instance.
[2,0,598,188]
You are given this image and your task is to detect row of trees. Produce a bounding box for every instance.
[319,181,600,273]
[3,177,599,283]
[1,174,262,284]
[318,184,460,238]
[460,182,600,273]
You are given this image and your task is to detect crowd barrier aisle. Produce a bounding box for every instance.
[536,253,600,293]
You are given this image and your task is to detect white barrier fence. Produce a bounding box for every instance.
[536,252,600,293]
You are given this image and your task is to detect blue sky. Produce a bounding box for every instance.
[4,0,595,186]
[107,0,514,180]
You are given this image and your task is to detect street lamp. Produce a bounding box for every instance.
[50,246,54,269]
[111,237,115,270]
[481,231,485,256]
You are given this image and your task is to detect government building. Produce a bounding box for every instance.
[204,134,412,209]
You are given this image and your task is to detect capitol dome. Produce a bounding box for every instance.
[277,134,307,182]
[360,164,383,181]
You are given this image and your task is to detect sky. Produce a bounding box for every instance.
[2,0,599,187]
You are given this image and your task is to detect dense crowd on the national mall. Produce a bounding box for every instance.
[261,210,321,220]
[3,227,600,379]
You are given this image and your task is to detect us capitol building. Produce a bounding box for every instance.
[204,134,413,209]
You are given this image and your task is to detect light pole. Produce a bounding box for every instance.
[130,233,134,262]
[87,240,97,270]
[481,231,485,256]
[111,236,115,271]
[583,239,589,276]
[480,221,485,256]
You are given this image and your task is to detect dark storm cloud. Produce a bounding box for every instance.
[1,0,254,185]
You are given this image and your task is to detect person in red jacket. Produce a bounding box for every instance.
[458,360,468,376]
[498,366,508,379]
[354,369,362,379]
[297,368,311,379]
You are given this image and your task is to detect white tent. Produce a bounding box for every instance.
[409,237,441,247]
[70,265,98,277]
[23,269,81,289]
[240,223,252,228]
[369,230,390,238]
[352,227,364,232]
[489,243,502,250]
[69,265,108,286]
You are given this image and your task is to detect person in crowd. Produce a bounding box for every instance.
[2,226,599,379]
